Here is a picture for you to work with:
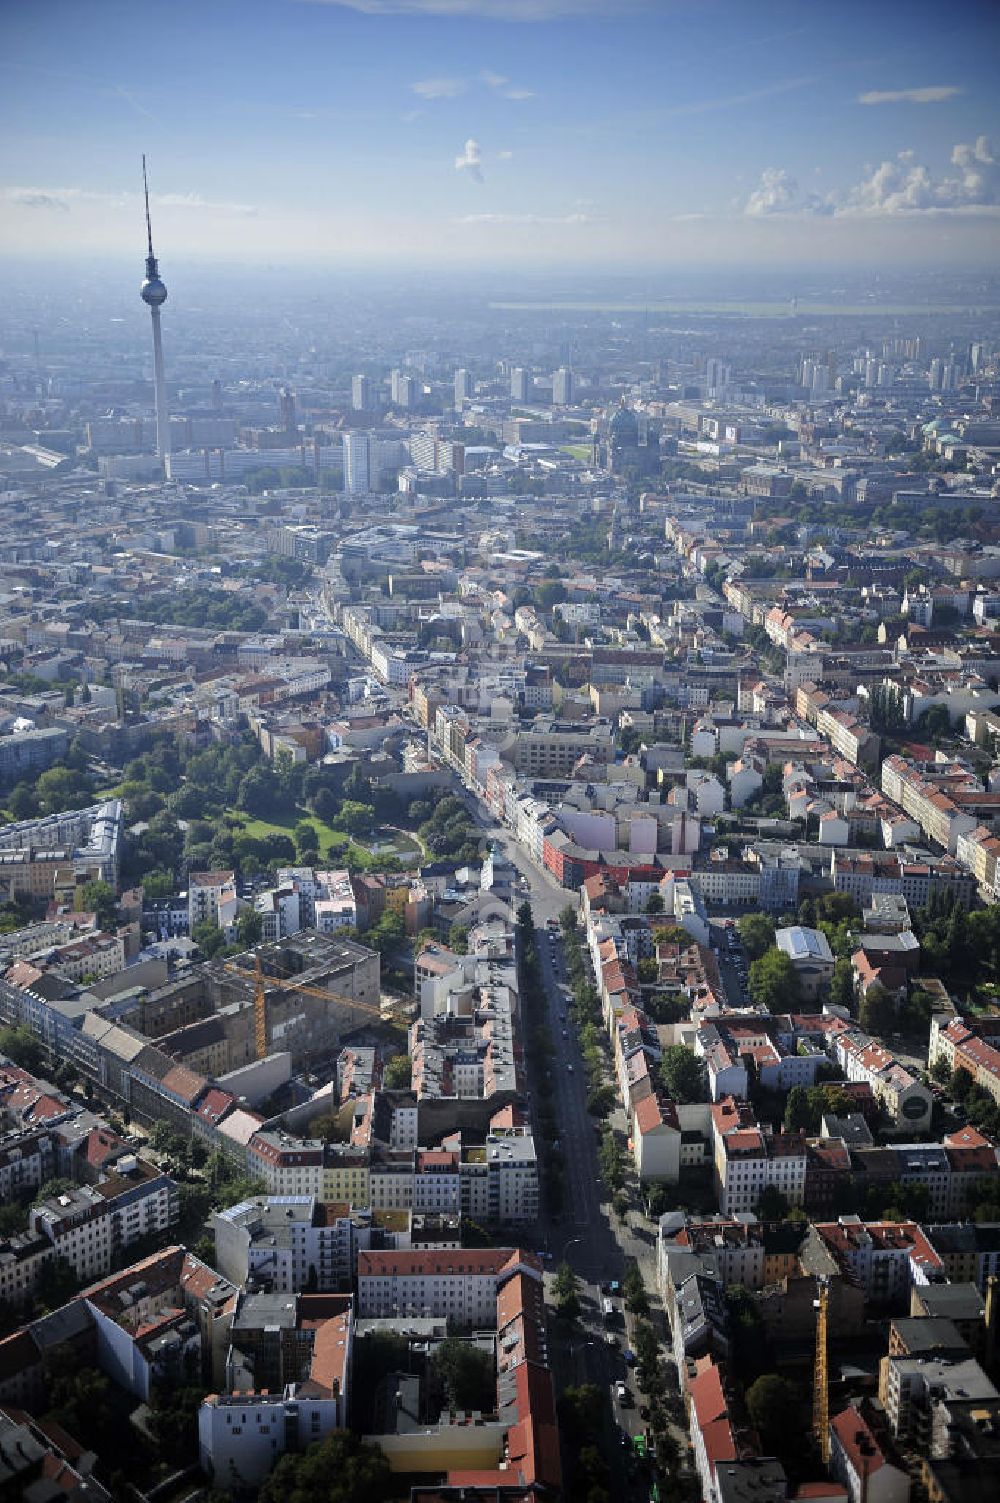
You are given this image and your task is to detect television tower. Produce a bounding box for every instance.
[139,155,172,480]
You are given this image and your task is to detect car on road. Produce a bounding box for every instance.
[623,1348,636,1366]
[561,1028,568,1038]
[616,1381,632,1407]
[567,1063,574,1072]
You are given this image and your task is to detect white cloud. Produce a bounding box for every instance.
[744,167,797,216]
[481,70,508,88]
[455,138,484,181]
[744,169,833,217]
[858,85,962,105]
[412,75,466,98]
[843,136,1000,214]
[298,1,633,19]
[744,135,1000,218]
[497,149,513,159]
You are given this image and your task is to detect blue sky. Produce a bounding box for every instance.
[2,0,999,267]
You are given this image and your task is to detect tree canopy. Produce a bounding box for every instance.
[748,949,800,1010]
[738,913,776,960]
[658,1044,708,1104]
[256,1430,392,1503]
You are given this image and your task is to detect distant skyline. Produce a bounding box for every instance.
[2,0,999,269]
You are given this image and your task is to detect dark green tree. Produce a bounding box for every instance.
[748,949,800,1010]
[81,879,118,929]
[430,1337,496,1412]
[658,1044,707,1104]
[623,1262,649,1316]
[745,1373,800,1451]
[783,1085,813,1133]
[235,907,263,948]
[737,913,776,960]
[860,983,896,1037]
[383,1054,412,1089]
[553,1261,580,1320]
[869,682,905,735]
[0,1025,45,1073]
[256,1429,392,1503]
[192,919,226,958]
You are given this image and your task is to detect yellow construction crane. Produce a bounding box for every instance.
[813,1277,830,1463]
[225,952,387,1061]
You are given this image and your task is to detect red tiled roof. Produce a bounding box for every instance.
[830,1408,885,1476]
[308,1310,351,1394]
[358,1247,540,1278]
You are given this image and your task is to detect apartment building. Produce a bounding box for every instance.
[807,1218,945,1306]
[831,850,975,909]
[930,1016,1000,1107]
[188,869,239,934]
[212,1195,374,1292]
[816,705,879,767]
[0,1124,56,1204]
[356,1246,540,1325]
[830,1406,910,1503]
[199,1307,351,1491]
[882,1352,997,1445]
[247,1132,325,1197]
[710,1097,806,1215]
[0,798,123,900]
[881,756,997,854]
[501,717,613,777]
[830,1024,933,1133]
[28,1157,178,1284]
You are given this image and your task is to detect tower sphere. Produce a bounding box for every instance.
[141,276,167,306]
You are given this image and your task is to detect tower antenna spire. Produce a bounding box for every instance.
[142,153,154,259]
[139,154,171,480]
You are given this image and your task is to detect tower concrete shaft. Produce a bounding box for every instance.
[149,303,171,480]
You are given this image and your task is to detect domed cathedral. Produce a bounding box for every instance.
[595,394,661,477]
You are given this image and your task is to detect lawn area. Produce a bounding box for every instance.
[560,443,592,462]
[235,809,346,857]
[233,811,423,867]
